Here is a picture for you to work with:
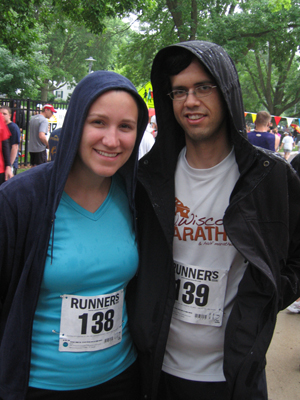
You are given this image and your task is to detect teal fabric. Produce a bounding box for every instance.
[29,174,138,390]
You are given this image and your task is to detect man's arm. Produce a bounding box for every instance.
[10,144,19,165]
[274,135,280,151]
[38,131,48,148]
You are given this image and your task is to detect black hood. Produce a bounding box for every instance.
[49,70,149,213]
[149,41,247,174]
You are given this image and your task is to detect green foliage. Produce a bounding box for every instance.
[115,0,300,116]
[0,0,140,100]
[0,44,48,97]
[0,0,149,55]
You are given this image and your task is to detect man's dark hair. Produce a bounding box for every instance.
[163,47,194,77]
[160,48,194,96]
[161,47,213,96]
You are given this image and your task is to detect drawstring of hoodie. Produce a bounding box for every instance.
[51,215,56,265]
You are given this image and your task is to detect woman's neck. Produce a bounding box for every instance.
[64,166,112,213]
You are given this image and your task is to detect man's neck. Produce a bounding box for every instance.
[185,135,232,169]
[255,126,268,132]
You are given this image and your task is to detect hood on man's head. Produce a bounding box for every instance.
[151,40,246,142]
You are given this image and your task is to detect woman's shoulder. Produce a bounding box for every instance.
[0,163,53,201]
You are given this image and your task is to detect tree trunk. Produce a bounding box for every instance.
[40,86,49,102]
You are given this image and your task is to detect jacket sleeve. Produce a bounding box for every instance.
[0,190,14,315]
[279,166,300,309]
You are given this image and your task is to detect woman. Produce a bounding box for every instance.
[0,71,148,400]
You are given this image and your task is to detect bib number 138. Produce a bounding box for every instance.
[175,279,209,307]
[79,310,114,335]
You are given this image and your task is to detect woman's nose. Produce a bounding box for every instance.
[102,127,119,147]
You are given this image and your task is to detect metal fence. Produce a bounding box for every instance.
[0,98,68,166]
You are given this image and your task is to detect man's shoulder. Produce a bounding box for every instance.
[8,122,20,134]
[30,114,47,122]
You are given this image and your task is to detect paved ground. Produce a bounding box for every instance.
[266,308,300,399]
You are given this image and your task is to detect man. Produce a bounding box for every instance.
[10,100,26,133]
[130,41,300,400]
[48,127,62,161]
[28,104,56,166]
[0,113,12,185]
[0,106,21,175]
[247,111,278,151]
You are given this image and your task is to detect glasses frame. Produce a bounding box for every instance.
[167,84,217,101]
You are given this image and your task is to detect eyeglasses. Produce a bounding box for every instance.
[168,84,217,101]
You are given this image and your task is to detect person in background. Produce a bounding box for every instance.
[0,71,148,400]
[131,40,300,400]
[138,115,155,159]
[0,106,21,175]
[272,127,281,151]
[0,113,12,185]
[48,127,62,161]
[280,131,294,160]
[10,100,26,133]
[247,111,275,151]
[151,115,158,138]
[28,104,56,166]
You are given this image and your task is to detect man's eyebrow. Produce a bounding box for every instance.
[172,81,215,89]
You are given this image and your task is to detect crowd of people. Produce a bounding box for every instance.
[247,112,300,160]
[0,40,300,400]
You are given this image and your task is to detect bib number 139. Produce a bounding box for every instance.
[175,279,209,307]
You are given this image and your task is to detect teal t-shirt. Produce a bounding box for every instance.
[29,174,138,390]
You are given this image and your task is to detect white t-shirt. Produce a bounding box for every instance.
[282,135,294,151]
[138,125,155,159]
[162,147,248,382]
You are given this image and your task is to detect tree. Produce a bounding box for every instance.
[0,0,150,56]
[211,0,300,116]
[36,18,133,101]
[0,44,48,98]
[116,0,300,117]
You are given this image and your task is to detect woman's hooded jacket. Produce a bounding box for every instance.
[0,71,148,400]
[129,41,300,399]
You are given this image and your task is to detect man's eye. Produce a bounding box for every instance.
[197,85,210,93]
[173,90,185,96]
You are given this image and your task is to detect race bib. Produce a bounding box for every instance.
[59,290,123,352]
[173,261,228,327]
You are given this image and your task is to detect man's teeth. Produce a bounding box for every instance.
[96,150,117,157]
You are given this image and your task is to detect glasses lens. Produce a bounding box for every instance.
[172,90,186,100]
[195,85,212,97]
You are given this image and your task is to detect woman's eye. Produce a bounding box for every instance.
[93,120,104,125]
[120,123,133,130]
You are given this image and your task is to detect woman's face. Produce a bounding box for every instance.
[76,90,138,181]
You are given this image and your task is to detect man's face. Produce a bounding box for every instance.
[0,108,11,124]
[44,109,53,119]
[170,59,227,146]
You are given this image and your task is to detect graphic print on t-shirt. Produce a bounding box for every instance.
[174,197,233,248]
